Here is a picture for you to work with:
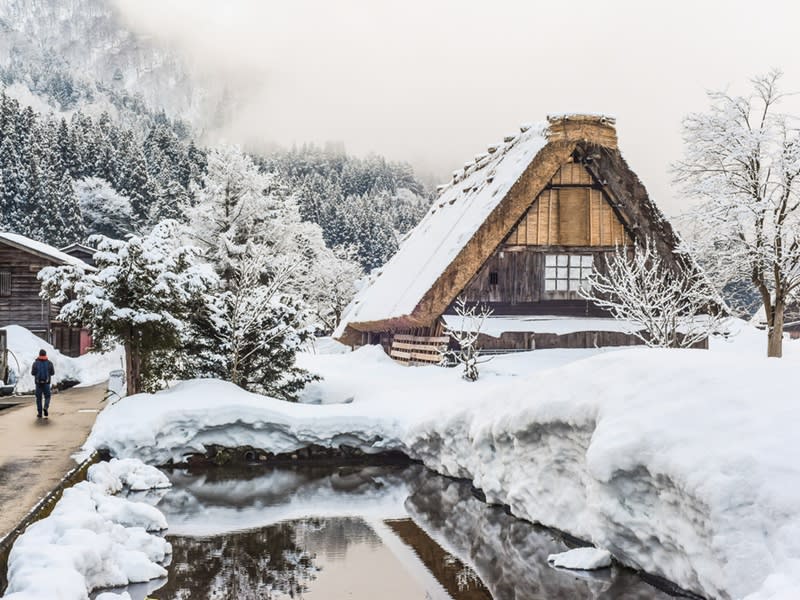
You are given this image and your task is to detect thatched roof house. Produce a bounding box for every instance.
[335,115,686,359]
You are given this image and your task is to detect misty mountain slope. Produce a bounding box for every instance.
[0,0,220,128]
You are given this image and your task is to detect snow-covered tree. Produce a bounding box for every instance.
[186,147,323,399]
[187,247,317,400]
[441,297,493,382]
[39,220,217,395]
[75,177,134,240]
[304,245,363,333]
[580,239,726,348]
[673,71,800,357]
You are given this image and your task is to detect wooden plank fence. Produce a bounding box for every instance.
[390,334,450,366]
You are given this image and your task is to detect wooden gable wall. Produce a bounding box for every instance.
[453,160,633,317]
[505,163,630,247]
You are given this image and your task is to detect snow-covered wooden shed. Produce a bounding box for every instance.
[0,232,93,356]
[335,115,686,359]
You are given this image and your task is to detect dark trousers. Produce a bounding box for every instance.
[35,383,51,414]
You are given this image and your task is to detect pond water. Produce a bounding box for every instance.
[103,464,677,600]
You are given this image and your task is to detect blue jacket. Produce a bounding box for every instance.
[31,357,54,385]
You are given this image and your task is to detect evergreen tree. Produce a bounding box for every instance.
[39,220,217,395]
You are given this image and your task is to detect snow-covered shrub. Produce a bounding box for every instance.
[39,220,217,395]
[185,248,318,401]
[580,238,725,348]
[441,297,493,381]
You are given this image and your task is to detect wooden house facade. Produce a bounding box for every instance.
[0,233,92,357]
[334,115,691,360]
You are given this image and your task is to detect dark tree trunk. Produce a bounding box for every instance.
[767,301,784,358]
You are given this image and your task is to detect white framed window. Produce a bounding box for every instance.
[544,254,593,292]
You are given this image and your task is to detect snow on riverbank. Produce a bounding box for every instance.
[3,325,122,393]
[84,329,800,600]
[1,459,171,600]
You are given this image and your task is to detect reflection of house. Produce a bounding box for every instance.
[0,232,93,356]
[335,114,689,359]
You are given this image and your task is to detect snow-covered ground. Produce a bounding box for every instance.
[3,325,123,393]
[83,324,800,600]
[1,459,171,600]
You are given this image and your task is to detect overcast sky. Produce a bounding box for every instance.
[113,0,800,215]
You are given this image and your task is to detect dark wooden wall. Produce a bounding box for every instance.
[0,244,56,338]
[454,246,617,316]
[451,160,632,318]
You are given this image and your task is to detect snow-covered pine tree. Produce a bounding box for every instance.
[54,170,85,246]
[185,146,321,400]
[39,220,217,395]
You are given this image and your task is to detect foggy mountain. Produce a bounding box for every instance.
[0,0,224,130]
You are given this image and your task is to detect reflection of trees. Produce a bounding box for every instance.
[151,522,318,600]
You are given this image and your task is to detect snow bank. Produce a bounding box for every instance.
[84,335,800,600]
[1,459,171,600]
[548,548,612,570]
[3,325,123,393]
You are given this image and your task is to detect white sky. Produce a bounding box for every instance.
[112,0,800,216]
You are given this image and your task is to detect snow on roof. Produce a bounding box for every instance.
[0,232,92,269]
[441,315,644,337]
[337,123,549,332]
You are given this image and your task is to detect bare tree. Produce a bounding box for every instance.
[580,239,726,348]
[441,297,493,381]
[673,70,800,357]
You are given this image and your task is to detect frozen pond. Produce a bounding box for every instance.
[103,464,677,599]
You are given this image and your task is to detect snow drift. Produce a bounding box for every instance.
[1,459,172,600]
[3,325,122,393]
[84,341,800,600]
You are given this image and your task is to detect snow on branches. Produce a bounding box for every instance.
[441,297,493,381]
[39,220,217,395]
[580,239,725,348]
[673,70,800,357]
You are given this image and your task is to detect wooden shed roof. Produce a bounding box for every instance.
[0,232,93,269]
[334,114,684,344]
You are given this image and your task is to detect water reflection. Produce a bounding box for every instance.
[103,464,674,600]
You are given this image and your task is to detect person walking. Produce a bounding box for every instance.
[31,349,54,419]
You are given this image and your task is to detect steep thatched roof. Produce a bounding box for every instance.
[335,114,684,345]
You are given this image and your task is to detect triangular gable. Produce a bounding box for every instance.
[505,163,631,247]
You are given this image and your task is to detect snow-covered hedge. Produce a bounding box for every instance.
[83,341,800,600]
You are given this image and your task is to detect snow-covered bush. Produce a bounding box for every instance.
[580,238,725,348]
[441,297,493,381]
[39,220,217,395]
